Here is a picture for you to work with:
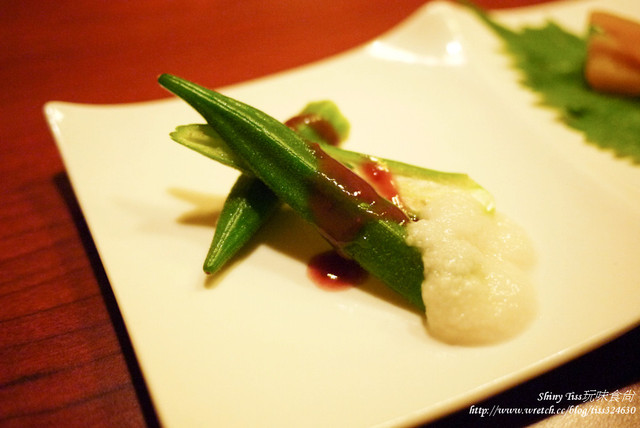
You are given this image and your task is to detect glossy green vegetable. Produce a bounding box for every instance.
[199,101,350,275]
[159,74,426,309]
[203,174,277,274]
[171,126,494,213]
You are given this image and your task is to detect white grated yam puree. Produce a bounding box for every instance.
[397,177,537,345]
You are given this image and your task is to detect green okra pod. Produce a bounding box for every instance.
[171,127,494,214]
[159,73,426,309]
[201,101,350,275]
[203,174,278,274]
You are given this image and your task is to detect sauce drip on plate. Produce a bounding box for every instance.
[307,250,368,290]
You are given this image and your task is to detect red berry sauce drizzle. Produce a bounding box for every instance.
[287,113,407,291]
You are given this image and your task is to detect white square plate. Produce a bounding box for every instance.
[45,1,640,426]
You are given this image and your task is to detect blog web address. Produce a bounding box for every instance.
[469,403,636,418]
[468,389,637,418]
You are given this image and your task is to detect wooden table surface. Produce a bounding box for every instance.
[1,0,638,426]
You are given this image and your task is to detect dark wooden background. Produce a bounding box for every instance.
[1,1,638,426]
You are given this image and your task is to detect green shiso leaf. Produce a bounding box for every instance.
[468,2,640,163]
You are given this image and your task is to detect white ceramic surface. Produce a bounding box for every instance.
[45,1,640,426]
